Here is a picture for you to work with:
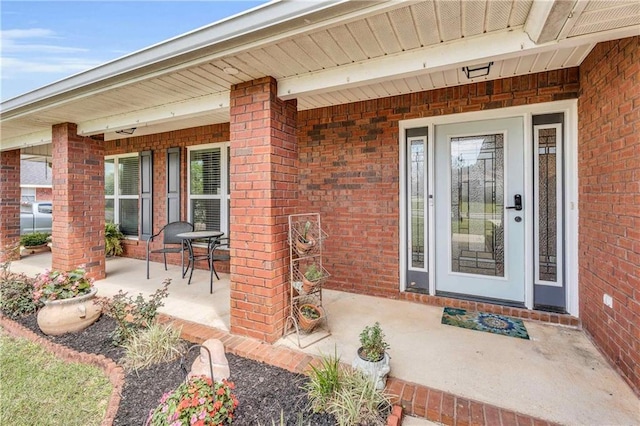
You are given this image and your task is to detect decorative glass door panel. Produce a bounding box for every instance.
[435,117,525,303]
[405,133,429,293]
[535,124,562,286]
[450,134,504,277]
[410,138,426,269]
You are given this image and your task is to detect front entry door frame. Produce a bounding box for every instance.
[398,100,579,316]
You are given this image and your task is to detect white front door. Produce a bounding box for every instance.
[434,117,525,303]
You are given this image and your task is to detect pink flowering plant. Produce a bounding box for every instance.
[32,267,94,303]
[147,376,239,426]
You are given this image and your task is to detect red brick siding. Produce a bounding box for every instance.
[578,36,640,395]
[229,77,298,343]
[298,69,579,298]
[104,124,229,266]
[0,150,21,261]
[51,123,106,279]
[35,187,52,201]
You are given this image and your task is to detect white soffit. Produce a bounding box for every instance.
[279,28,589,103]
[566,0,640,37]
[78,92,230,136]
[2,0,640,151]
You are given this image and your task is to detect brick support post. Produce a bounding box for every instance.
[229,77,298,342]
[0,150,21,262]
[52,123,106,279]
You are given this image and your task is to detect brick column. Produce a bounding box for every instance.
[229,77,298,342]
[52,123,105,279]
[0,150,21,262]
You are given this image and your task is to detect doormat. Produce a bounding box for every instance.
[441,307,530,340]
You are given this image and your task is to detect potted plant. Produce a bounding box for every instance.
[105,222,125,257]
[295,220,316,255]
[32,267,102,336]
[302,262,324,293]
[20,232,50,254]
[297,303,324,333]
[352,322,391,390]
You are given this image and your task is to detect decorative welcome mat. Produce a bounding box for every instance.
[441,307,530,340]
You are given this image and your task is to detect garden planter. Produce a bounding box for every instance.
[352,348,391,390]
[21,243,50,256]
[295,237,316,256]
[297,304,324,333]
[37,288,101,336]
[301,277,321,293]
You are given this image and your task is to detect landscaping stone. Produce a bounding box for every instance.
[188,338,230,381]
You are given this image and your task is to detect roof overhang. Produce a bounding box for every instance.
[1,0,639,152]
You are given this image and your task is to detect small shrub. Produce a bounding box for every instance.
[105,222,125,257]
[302,351,390,426]
[20,232,49,247]
[98,279,170,345]
[358,322,390,362]
[122,323,186,372]
[0,272,37,318]
[146,376,238,426]
[325,369,391,426]
[302,350,343,413]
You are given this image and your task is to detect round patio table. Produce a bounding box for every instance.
[176,230,224,289]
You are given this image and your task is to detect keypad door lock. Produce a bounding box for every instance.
[506,194,522,211]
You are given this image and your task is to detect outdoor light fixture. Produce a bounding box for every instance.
[223,67,239,75]
[115,127,137,135]
[462,62,493,79]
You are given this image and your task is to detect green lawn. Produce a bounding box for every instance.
[0,333,112,426]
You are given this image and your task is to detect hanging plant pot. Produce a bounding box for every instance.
[37,288,102,336]
[302,277,321,293]
[297,303,324,333]
[300,263,327,293]
[295,236,316,256]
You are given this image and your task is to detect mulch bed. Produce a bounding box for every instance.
[12,314,336,426]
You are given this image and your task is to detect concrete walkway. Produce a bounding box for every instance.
[9,253,640,425]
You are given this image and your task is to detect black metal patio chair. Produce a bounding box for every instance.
[146,221,193,279]
[209,236,230,293]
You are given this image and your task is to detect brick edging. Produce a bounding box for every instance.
[158,314,560,426]
[385,376,561,426]
[0,314,125,426]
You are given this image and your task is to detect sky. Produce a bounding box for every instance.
[0,1,268,102]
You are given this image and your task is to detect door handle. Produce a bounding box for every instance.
[505,194,522,211]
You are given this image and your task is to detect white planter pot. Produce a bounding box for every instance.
[352,348,391,390]
[37,288,101,336]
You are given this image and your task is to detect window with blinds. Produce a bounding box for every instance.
[188,143,229,234]
[105,154,139,236]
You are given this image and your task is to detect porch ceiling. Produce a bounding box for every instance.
[1,0,638,150]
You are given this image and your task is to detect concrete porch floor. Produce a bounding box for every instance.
[9,253,639,425]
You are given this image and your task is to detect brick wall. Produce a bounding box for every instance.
[298,69,579,298]
[0,150,21,262]
[35,187,52,201]
[578,36,639,395]
[105,124,229,266]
